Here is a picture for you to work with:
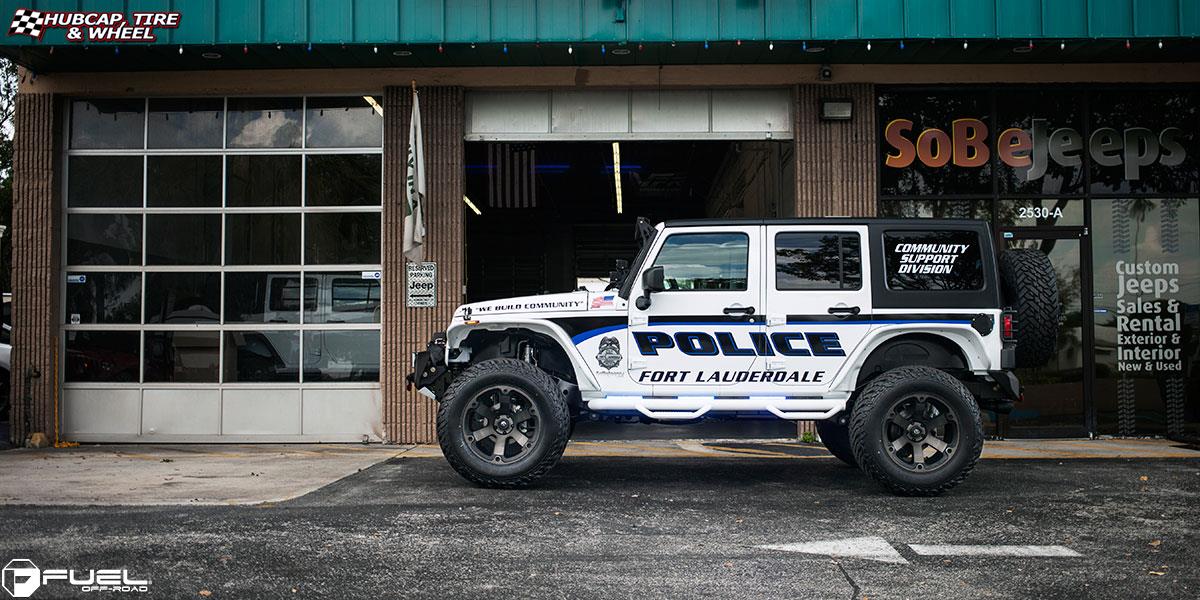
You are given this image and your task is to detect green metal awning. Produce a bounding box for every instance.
[1,0,1198,72]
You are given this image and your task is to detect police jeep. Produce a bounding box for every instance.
[409,218,1060,496]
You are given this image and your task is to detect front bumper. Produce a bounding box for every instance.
[406,333,451,400]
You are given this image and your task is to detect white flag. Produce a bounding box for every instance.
[403,89,426,262]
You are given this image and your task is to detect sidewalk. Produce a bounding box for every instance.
[1,438,1196,506]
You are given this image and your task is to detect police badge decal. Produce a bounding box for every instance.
[596,336,622,370]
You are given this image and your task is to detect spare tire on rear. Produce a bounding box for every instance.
[998,248,1061,368]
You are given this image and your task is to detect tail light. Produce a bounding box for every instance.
[1002,312,1015,340]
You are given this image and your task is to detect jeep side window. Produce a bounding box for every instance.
[884,230,984,291]
[651,232,748,291]
[775,232,862,290]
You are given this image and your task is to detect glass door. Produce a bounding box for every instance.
[995,225,1091,437]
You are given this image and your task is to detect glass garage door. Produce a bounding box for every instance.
[61,96,384,442]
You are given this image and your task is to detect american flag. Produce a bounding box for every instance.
[591,294,615,309]
[487,143,538,209]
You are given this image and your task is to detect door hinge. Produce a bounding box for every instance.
[630,315,648,326]
[766,360,785,371]
[630,360,646,370]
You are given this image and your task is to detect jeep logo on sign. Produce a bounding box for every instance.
[596,336,622,370]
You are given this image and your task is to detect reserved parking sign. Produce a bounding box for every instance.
[406,262,437,308]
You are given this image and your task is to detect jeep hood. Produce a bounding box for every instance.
[456,291,593,318]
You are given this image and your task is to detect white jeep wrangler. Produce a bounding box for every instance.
[409,218,1059,495]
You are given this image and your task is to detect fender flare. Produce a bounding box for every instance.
[446,319,602,393]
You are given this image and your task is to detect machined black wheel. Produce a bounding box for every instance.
[879,393,959,473]
[461,385,541,465]
[437,358,571,488]
[850,366,983,496]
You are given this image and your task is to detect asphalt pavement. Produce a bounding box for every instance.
[1,445,1198,599]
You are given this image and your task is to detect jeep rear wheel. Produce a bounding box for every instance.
[437,358,571,488]
[815,416,856,467]
[999,248,1061,368]
[849,366,983,496]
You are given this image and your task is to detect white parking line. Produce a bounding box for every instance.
[908,544,1081,557]
[758,536,909,564]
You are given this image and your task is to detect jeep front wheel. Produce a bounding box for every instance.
[849,366,983,496]
[436,358,571,488]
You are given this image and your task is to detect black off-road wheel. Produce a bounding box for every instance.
[999,248,1061,368]
[849,366,983,496]
[436,358,571,488]
[815,414,856,467]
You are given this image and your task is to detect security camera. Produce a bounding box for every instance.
[818,65,833,81]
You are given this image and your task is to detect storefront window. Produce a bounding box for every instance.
[67,156,142,207]
[995,199,1085,228]
[994,90,1086,196]
[304,96,383,148]
[226,155,301,207]
[877,91,992,196]
[70,99,144,149]
[1092,198,1199,436]
[147,98,223,149]
[64,96,383,384]
[226,97,302,148]
[1089,91,1198,195]
[146,155,222,207]
[879,86,1200,437]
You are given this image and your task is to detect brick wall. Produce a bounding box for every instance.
[793,83,877,218]
[382,86,465,444]
[9,93,60,444]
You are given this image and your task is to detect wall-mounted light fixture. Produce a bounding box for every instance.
[820,98,853,121]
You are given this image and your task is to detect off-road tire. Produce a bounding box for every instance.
[437,358,571,488]
[999,248,1061,368]
[849,366,983,496]
[815,416,856,467]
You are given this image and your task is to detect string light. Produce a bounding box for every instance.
[502,43,508,54]
[736,39,741,46]
[437,44,444,53]
[306,42,313,52]
[373,46,378,54]
[703,40,709,49]
[567,44,573,54]
[243,45,248,55]
[178,45,183,54]
[1060,40,1066,50]
[1158,39,1163,49]
[114,47,119,55]
[802,41,807,51]
[962,40,968,50]
[768,41,774,51]
[601,43,606,55]
[866,40,871,51]
[899,40,905,50]
[1125,39,1131,49]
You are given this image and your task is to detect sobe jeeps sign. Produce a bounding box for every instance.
[884,117,1187,180]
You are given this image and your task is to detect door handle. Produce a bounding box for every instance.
[827,306,861,316]
[723,306,756,316]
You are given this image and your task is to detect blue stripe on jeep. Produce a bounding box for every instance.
[571,324,627,344]
[573,317,975,344]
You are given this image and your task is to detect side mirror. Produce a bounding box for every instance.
[635,266,665,310]
[642,266,665,293]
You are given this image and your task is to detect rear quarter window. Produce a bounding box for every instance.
[884,230,984,291]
